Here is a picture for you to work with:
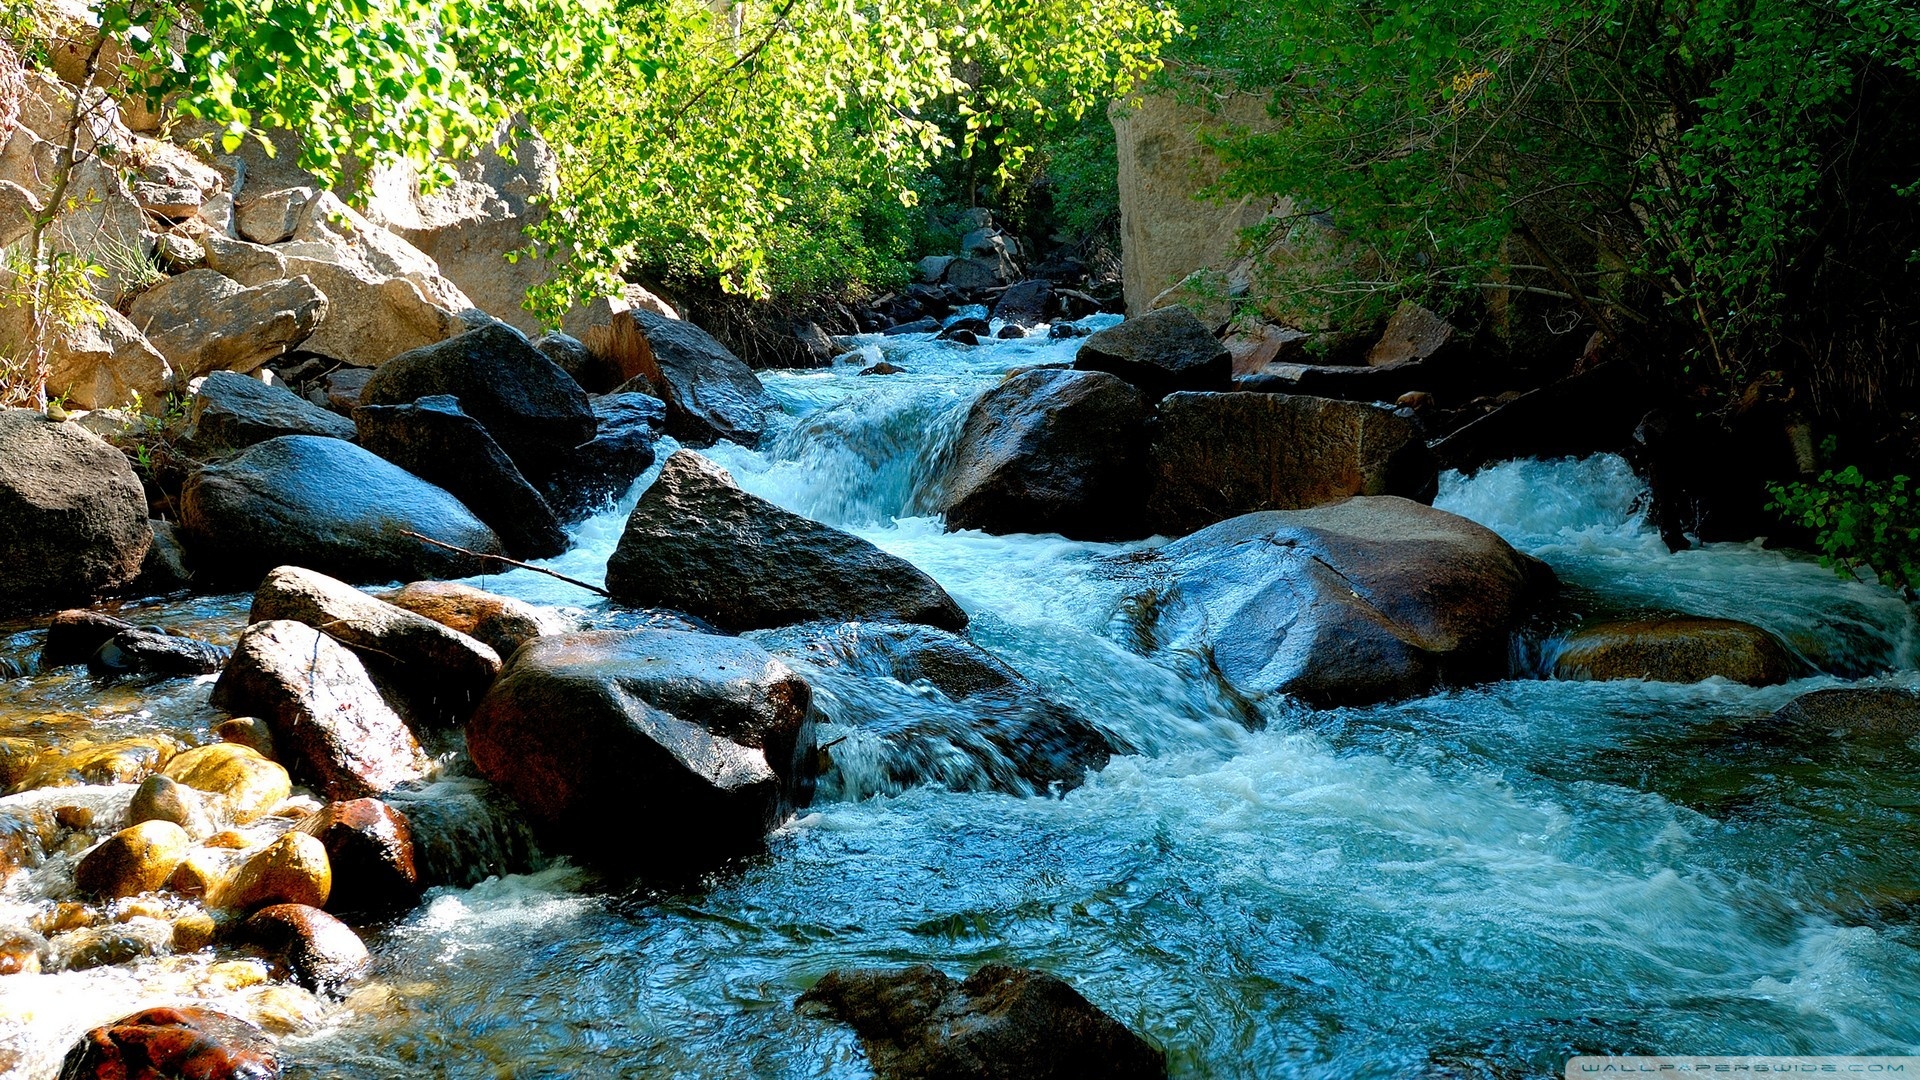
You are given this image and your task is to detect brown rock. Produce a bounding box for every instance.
[1366,301,1457,366]
[1147,392,1436,536]
[41,609,137,667]
[295,799,419,915]
[211,620,430,799]
[242,903,369,997]
[128,774,214,837]
[161,743,291,825]
[1770,687,1920,740]
[1552,618,1799,686]
[126,270,328,379]
[73,820,191,899]
[56,1006,281,1080]
[216,832,331,911]
[379,580,568,659]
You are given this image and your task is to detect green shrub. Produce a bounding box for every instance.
[1768,467,1920,590]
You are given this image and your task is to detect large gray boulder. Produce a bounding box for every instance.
[1120,497,1555,705]
[606,451,966,632]
[359,321,594,479]
[935,369,1149,540]
[176,370,356,458]
[1072,306,1230,397]
[178,435,504,585]
[466,629,815,871]
[621,310,773,448]
[1147,391,1436,535]
[353,395,567,559]
[0,409,150,616]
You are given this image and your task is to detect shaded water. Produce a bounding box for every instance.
[4,324,1920,1077]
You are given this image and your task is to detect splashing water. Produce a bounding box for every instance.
[4,324,1919,1077]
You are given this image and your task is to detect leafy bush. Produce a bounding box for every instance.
[1769,468,1920,589]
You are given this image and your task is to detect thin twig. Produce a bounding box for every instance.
[399,531,611,597]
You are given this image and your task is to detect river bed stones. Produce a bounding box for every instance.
[1551,617,1797,686]
[242,903,368,996]
[41,610,137,667]
[798,963,1165,1080]
[74,820,191,899]
[128,775,214,838]
[294,799,418,916]
[217,832,331,912]
[161,744,291,825]
[466,629,815,871]
[0,408,151,618]
[10,736,181,794]
[87,627,229,677]
[57,1006,281,1080]
[211,620,430,799]
[1121,496,1555,706]
[934,368,1150,541]
[179,434,505,586]
[606,451,966,632]
[249,565,502,726]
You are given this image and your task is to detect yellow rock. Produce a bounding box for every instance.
[115,898,171,923]
[161,743,291,825]
[36,902,95,934]
[242,983,325,1035]
[12,735,180,792]
[215,717,277,760]
[0,738,37,790]
[73,820,191,899]
[201,958,270,992]
[216,831,330,911]
[171,910,217,952]
[167,849,231,900]
[204,830,250,849]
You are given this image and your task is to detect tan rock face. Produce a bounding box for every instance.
[74,820,191,899]
[0,302,174,412]
[216,831,331,911]
[560,284,680,387]
[161,743,292,825]
[1367,301,1457,367]
[127,270,328,379]
[1111,89,1281,315]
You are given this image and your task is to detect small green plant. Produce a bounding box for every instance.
[1768,468,1920,591]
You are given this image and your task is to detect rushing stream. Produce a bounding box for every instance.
[4,320,1920,1077]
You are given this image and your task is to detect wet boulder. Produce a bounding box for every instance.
[128,775,214,838]
[991,279,1056,328]
[353,394,567,559]
[1122,497,1555,706]
[380,580,572,659]
[11,736,180,793]
[161,743,291,825]
[1072,306,1230,398]
[56,918,177,971]
[935,369,1150,541]
[179,435,505,586]
[58,1006,281,1080]
[0,409,151,617]
[41,609,137,666]
[606,451,966,632]
[543,391,665,521]
[216,831,332,912]
[1147,392,1436,536]
[359,321,595,479]
[250,565,502,725]
[755,622,1116,796]
[798,963,1165,1080]
[1770,687,1920,741]
[466,629,816,871]
[620,310,774,448]
[87,627,229,677]
[294,798,419,916]
[1551,617,1798,686]
[211,619,431,798]
[73,820,191,899]
[243,904,369,997]
[176,370,356,458]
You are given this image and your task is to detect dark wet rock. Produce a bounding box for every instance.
[606,451,966,632]
[617,310,774,448]
[1122,497,1555,706]
[992,279,1056,328]
[211,619,431,798]
[379,580,571,660]
[250,566,502,726]
[135,519,195,594]
[533,330,608,392]
[88,628,229,677]
[295,798,419,916]
[1551,617,1798,686]
[177,370,356,458]
[243,904,369,997]
[1072,306,1230,398]
[128,774,214,836]
[0,409,151,617]
[42,610,135,667]
[1147,392,1436,536]
[382,779,539,889]
[941,317,990,340]
[798,963,1165,1080]
[883,317,942,336]
[359,321,595,479]
[57,1006,280,1080]
[320,366,374,415]
[353,395,567,559]
[74,820,191,899]
[467,629,816,870]
[755,622,1116,795]
[1770,687,1920,740]
[935,368,1149,540]
[179,435,505,586]
[996,324,1027,340]
[544,391,665,521]
[858,361,907,376]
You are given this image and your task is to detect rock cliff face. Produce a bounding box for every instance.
[1110,89,1280,315]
